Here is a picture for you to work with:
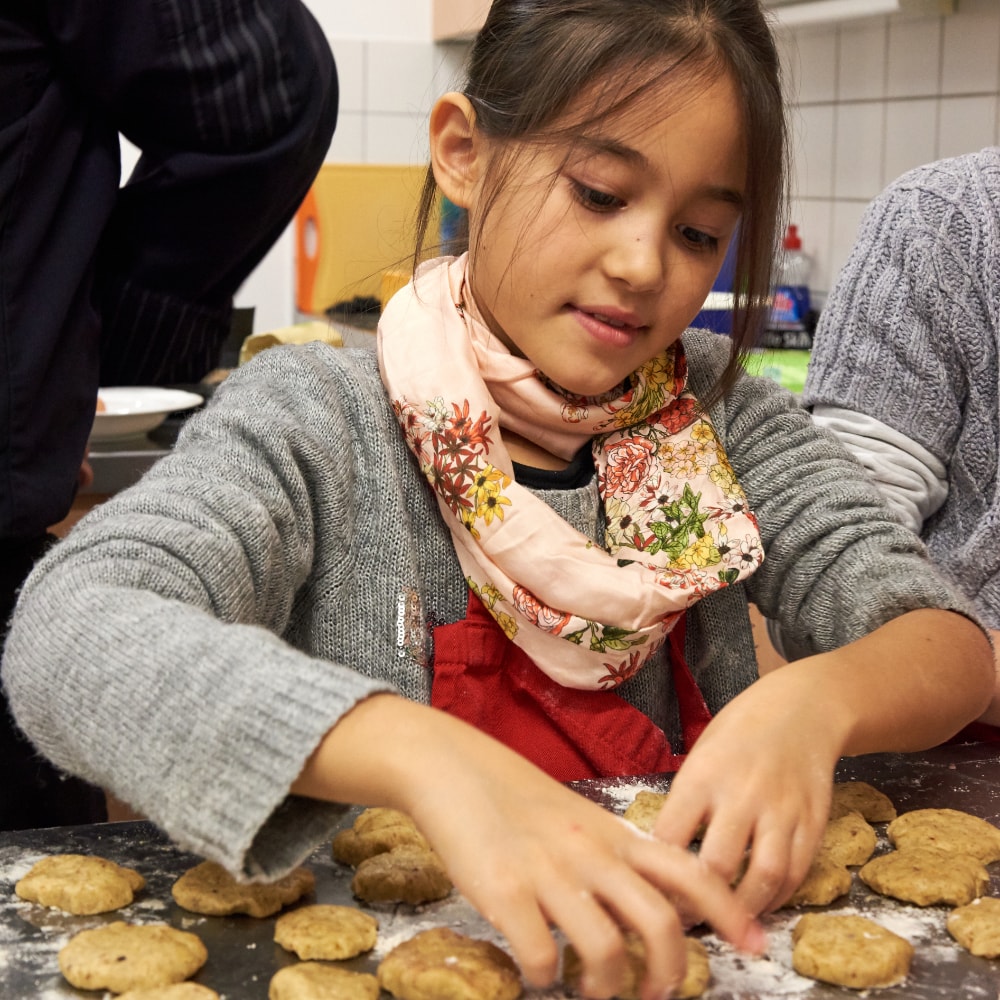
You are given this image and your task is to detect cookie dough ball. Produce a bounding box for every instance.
[274,903,378,960]
[351,845,452,905]
[829,781,897,822]
[377,927,522,1000]
[171,860,314,918]
[15,853,145,915]
[59,921,207,993]
[782,854,852,908]
[820,811,877,867]
[333,807,430,867]
[269,962,380,1000]
[791,913,913,989]
[117,986,220,1000]
[622,791,668,834]
[564,932,710,1000]
[947,896,1000,958]
[860,846,989,907]
[888,808,1000,864]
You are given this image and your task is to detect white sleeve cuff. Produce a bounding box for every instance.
[810,405,948,534]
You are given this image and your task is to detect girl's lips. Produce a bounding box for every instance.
[572,306,645,347]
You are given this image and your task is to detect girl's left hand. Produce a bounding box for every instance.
[651,666,847,915]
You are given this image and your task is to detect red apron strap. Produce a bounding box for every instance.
[430,589,711,782]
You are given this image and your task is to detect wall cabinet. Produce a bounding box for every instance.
[433,0,490,40]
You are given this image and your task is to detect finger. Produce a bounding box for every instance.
[690,808,755,891]
[651,788,708,850]
[623,835,767,956]
[733,816,808,915]
[540,876,632,999]
[465,879,560,988]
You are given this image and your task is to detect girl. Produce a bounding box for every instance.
[3,1,993,997]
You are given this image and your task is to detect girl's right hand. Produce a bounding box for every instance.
[293,694,766,1000]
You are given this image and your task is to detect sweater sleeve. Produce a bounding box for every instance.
[683,329,981,662]
[1,347,396,878]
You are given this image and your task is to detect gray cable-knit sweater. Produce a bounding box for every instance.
[1,328,972,877]
[803,147,1000,627]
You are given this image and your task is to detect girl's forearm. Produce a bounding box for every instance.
[797,608,993,757]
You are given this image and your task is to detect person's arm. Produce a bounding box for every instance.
[293,692,765,999]
[673,329,995,917]
[655,608,993,915]
[46,0,338,385]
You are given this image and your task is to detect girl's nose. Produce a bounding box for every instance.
[605,231,667,292]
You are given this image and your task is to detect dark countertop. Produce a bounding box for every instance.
[3,742,1000,998]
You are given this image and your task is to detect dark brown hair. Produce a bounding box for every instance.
[415,0,788,401]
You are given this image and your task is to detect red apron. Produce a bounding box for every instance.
[431,589,713,782]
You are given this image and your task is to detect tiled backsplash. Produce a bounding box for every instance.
[782,0,1000,303]
[327,0,1000,307]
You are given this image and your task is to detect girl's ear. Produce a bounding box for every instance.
[429,92,482,210]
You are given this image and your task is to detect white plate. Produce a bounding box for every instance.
[90,387,205,442]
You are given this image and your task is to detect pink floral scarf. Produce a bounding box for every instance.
[377,255,763,690]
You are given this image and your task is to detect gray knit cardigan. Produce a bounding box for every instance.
[803,147,1000,627]
[1,327,971,876]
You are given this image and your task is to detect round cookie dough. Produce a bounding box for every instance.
[171,860,314,917]
[377,927,522,1000]
[829,781,897,822]
[269,962,380,1000]
[791,913,913,989]
[59,921,207,993]
[820,811,877,867]
[274,903,378,960]
[947,896,1000,958]
[782,854,852,908]
[117,985,220,1000]
[859,846,989,907]
[351,845,452,905]
[15,853,145,915]
[564,933,710,1000]
[622,791,668,834]
[333,807,430,867]
[888,808,1000,864]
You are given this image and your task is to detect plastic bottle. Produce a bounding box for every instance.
[766,224,812,349]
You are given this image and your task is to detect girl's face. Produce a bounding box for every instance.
[466,70,747,398]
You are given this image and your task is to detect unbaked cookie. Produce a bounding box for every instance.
[15,853,145,915]
[859,846,989,907]
[791,913,913,989]
[622,791,668,834]
[377,926,522,1000]
[117,985,220,1000]
[782,854,852,908]
[59,921,207,993]
[274,903,378,960]
[351,845,452,905]
[269,962,380,1000]
[564,932,710,1000]
[947,896,1000,957]
[829,781,897,822]
[820,811,877,867]
[333,807,430,867]
[171,860,314,917]
[888,808,1000,864]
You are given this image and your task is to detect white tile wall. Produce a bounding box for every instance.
[324,37,466,165]
[780,3,1000,301]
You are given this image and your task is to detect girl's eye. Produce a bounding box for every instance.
[680,226,720,253]
[570,180,623,212]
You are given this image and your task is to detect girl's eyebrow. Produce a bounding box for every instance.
[575,135,745,208]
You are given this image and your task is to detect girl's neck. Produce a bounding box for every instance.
[502,428,569,471]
